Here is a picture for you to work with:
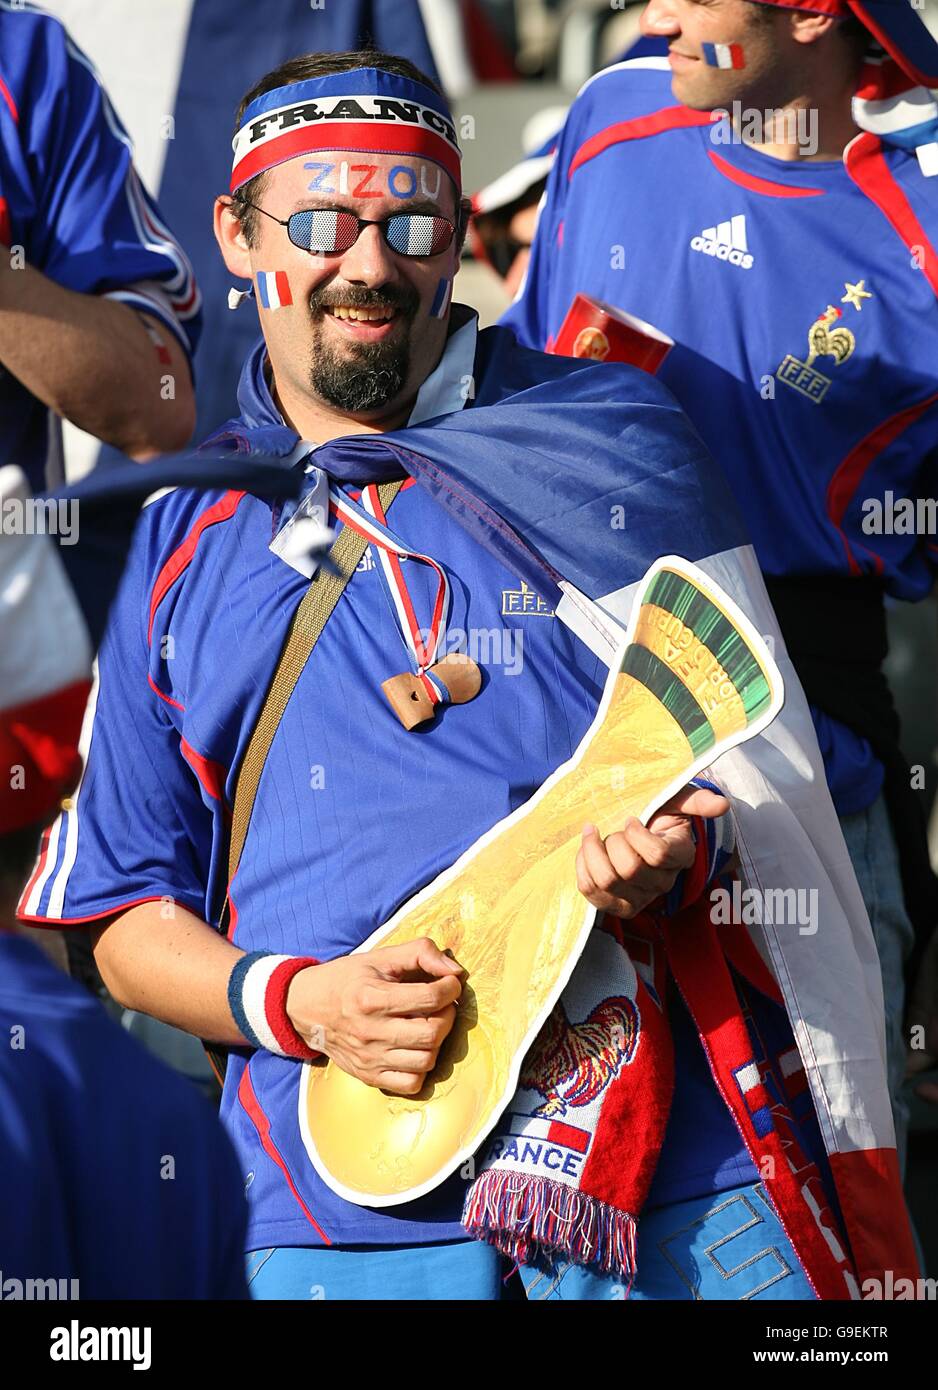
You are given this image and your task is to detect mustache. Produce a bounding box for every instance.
[310,285,420,316]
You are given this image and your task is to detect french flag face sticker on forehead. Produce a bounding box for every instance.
[231,67,462,196]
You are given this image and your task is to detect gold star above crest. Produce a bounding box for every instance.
[841,279,873,311]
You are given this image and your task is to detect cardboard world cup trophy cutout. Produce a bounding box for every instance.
[299,555,783,1205]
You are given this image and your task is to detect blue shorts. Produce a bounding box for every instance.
[246,1237,503,1300]
[246,1181,817,1301]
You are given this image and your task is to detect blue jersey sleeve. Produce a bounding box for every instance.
[0,8,200,353]
[17,509,213,926]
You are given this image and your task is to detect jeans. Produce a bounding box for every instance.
[245,1181,815,1300]
[838,794,915,1175]
[518,1182,816,1301]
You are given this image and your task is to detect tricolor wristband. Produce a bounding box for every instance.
[228,952,322,1060]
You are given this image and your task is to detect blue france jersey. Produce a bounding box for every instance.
[0,4,201,488]
[0,933,247,1298]
[18,474,611,1249]
[17,314,768,1247]
[18,307,828,1251]
[504,58,938,816]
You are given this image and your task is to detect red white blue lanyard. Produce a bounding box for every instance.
[328,482,452,705]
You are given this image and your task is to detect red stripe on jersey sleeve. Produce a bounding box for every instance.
[845,131,938,299]
[17,893,180,928]
[826,390,938,573]
[147,673,185,712]
[0,72,18,124]
[568,106,716,179]
[147,491,246,643]
[17,823,55,917]
[180,737,228,806]
[237,1066,332,1243]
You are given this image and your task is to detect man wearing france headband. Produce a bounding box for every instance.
[220,56,467,432]
[25,49,919,1302]
[506,0,938,1253]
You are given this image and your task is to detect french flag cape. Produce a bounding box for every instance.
[205,313,919,1295]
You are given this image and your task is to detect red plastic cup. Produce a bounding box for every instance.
[552,294,673,374]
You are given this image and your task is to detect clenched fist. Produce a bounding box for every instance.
[286,937,464,1095]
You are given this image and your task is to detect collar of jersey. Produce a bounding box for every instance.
[699,121,848,191]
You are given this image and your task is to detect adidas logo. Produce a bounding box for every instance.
[690,215,754,270]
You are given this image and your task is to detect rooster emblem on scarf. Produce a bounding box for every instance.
[805,306,856,369]
[519,996,639,1119]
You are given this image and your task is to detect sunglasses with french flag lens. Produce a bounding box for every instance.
[244,201,457,258]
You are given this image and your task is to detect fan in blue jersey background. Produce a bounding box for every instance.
[501,0,938,1201]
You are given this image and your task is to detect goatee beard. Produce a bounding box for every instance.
[308,287,418,413]
[309,331,412,413]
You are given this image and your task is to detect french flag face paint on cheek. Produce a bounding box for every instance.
[256,270,293,310]
[429,276,452,319]
[702,43,745,70]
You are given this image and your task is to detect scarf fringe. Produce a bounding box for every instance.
[463,1170,638,1281]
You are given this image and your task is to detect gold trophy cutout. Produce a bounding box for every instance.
[299,556,784,1205]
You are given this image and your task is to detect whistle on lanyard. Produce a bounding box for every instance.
[382,652,482,730]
